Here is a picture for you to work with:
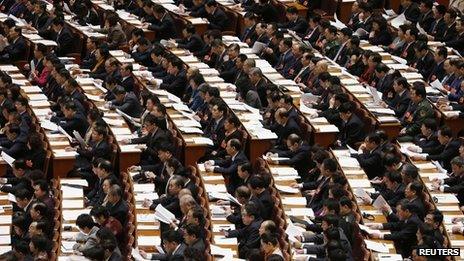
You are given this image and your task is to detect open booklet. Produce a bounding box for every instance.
[73,130,87,148]
[0,151,15,167]
[115,108,141,127]
[154,204,178,224]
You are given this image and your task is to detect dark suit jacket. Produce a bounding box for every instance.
[254,189,274,220]
[52,112,89,138]
[415,52,435,79]
[271,117,300,150]
[353,146,384,179]
[444,175,464,205]
[277,144,311,177]
[121,76,135,93]
[111,92,142,118]
[383,214,421,258]
[429,18,446,38]
[428,60,445,82]
[425,139,461,171]
[159,70,188,98]
[207,8,228,30]
[132,128,170,160]
[2,36,26,61]
[414,133,439,150]
[213,151,249,192]
[1,175,32,194]
[55,27,74,56]
[280,17,308,36]
[446,32,464,55]
[219,59,238,83]
[149,195,182,219]
[435,22,457,43]
[148,14,176,41]
[77,140,111,161]
[177,34,204,53]
[226,218,263,259]
[339,114,365,148]
[387,89,410,117]
[107,199,129,225]
[418,10,434,33]
[151,243,187,260]
[401,3,420,23]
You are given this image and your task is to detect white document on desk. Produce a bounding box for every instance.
[0,151,14,167]
[282,197,306,205]
[285,222,305,242]
[0,215,11,225]
[364,239,389,253]
[73,131,86,148]
[131,248,150,261]
[41,120,59,131]
[276,185,299,194]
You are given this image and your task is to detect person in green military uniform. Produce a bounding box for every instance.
[398,82,435,142]
[322,25,341,60]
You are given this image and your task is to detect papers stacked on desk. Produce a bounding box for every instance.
[285,222,305,242]
[364,240,390,253]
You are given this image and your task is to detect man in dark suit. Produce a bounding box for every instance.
[400,0,420,23]
[225,203,263,259]
[131,38,153,68]
[431,8,458,43]
[307,159,338,212]
[333,28,352,66]
[373,63,394,94]
[148,176,183,219]
[119,63,136,93]
[368,200,422,258]
[75,126,111,170]
[204,101,226,150]
[13,189,34,226]
[279,6,308,36]
[190,0,207,17]
[51,101,89,138]
[241,12,257,44]
[127,115,170,164]
[428,5,447,38]
[206,139,249,193]
[413,118,440,150]
[413,41,435,79]
[158,59,188,98]
[397,28,418,64]
[85,159,116,207]
[369,171,405,207]
[33,2,49,25]
[414,126,461,171]
[428,46,447,82]
[248,175,274,220]
[432,157,464,205]
[219,43,239,83]
[183,223,206,252]
[338,102,365,148]
[140,230,186,260]
[248,67,267,107]
[270,108,300,151]
[106,185,129,225]
[275,38,295,79]
[176,25,205,53]
[0,159,31,194]
[417,0,434,33]
[110,86,143,118]
[51,18,74,57]
[251,23,268,46]
[147,5,175,42]
[446,19,464,55]
[205,0,228,31]
[302,15,321,46]
[269,134,311,178]
[352,133,384,179]
[81,37,98,69]
[383,76,410,117]
[0,26,26,62]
